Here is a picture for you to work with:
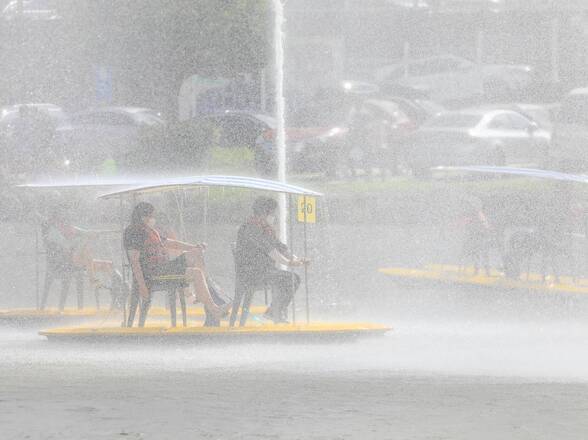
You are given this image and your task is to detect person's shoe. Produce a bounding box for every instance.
[262,307,276,322]
[218,302,232,317]
[90,277,109,291]
[208,302,232,320]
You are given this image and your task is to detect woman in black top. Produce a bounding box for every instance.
[124,202,228,326]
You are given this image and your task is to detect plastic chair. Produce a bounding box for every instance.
[229,242,270,327]
[39,223,97,311]
[126,276,187,328]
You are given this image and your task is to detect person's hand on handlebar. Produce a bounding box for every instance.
[289,256,310,267]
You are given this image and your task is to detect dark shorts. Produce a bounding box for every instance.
[147,254,189,289]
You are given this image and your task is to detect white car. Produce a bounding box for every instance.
[404,108,550,175]
[375,54,534,104]
[2,0,59,21]
[0,103,69,129]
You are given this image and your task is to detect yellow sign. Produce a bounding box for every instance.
[297,196,316,223]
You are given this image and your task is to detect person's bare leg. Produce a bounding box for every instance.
[72,247,98,282]
[74,249,113,282]
[92,259,113,275]
[183,249,206,271]
[185,267,224,318]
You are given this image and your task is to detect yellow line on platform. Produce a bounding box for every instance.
[0,306,267,320]
[378,264,588,295]
[39,322,391,339]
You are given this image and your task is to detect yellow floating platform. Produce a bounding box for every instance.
[39,322,391,342]
[0,306,267,323]
[379,264,588,295]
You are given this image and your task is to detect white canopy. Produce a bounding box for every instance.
[17,176,144,189]
[98,175,323,199]
[436,166,588,184]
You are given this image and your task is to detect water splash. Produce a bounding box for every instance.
[273,0,288,242]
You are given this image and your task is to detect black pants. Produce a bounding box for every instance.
[230,270,300,326]
[264,270,300,320]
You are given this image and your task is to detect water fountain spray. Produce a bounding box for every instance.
[273,0,288,242]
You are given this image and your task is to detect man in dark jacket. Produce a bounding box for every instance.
[232,197,307,325]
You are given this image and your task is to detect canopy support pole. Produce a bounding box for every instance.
[120,196,127,327]
[550,16,560,84]
[289,194,296,324]
[274,0,288,246]
[303,195,310,324]
[204,187,209,243]
[35,221,40,310]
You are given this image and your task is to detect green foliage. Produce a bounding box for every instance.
[1,1,271,114]
[209,146,255,171]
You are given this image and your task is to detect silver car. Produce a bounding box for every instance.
[375,54,534,104]
[404,108,550,176]
[2,0,60,21]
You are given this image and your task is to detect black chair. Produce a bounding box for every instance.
[229,277,271,327]
[229,243,270,327]
[126,276,188,328]
[40,249,85,311]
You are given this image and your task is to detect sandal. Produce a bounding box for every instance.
[90,278,108,290]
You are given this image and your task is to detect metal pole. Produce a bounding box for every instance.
[476,30,484,66]
[289,194,296,324]
[403,42,410,79]
[551,16,560,83]
[274,0,288,245]
[35,223,39,309]
[120,196,127,327]
[203,187,209,243]
[260,68,267,113]
[303,195,310,324]
[17,0,24,101]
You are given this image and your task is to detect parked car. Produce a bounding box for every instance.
[0,103,69,126]
[403,108,550,176]
[171,110,348,177]
[550,88,588,171]
[203,111,275,150]
[0,103,71,176]
[61,106,165,172]
[375,54,535,104]
[381,96,445,127]
[157,110,278,173]
[252,110,349,177]
[476,103,558,132]
[436,0,507,14]
[2,0,60,21]
[345,98,417,174]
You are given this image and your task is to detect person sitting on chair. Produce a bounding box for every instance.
[154,212,230,327]
[43,204,124,309]
[233,196,308,324]
[124,202,228,326]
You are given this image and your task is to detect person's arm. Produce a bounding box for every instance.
[128,249,149,300]
[268,248,309,267]
[276,241,292,259]
[164,238,206,252]
[46,226,70,249]
[269,248,291,266]
[75,226,119,237]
